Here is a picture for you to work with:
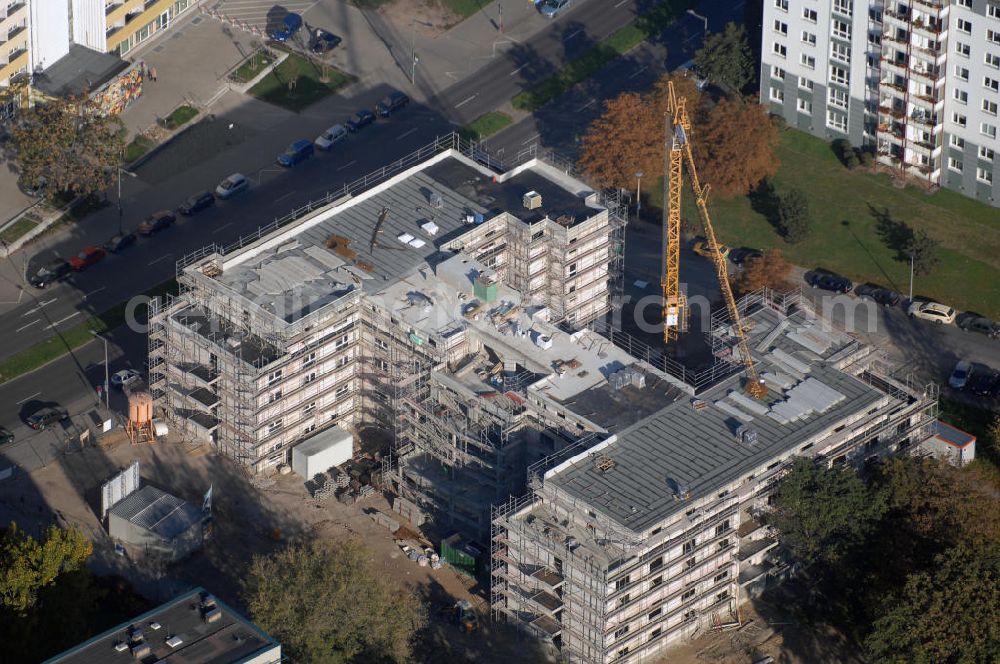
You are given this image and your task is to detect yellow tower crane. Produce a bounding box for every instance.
[661,81,767,399]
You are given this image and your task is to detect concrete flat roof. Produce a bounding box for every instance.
[109,485,204,541]
[44,587,278,664]
[33,44,129,98]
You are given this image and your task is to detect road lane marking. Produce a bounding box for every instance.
[454,94,478,108]
[336,160,358,172]
[275,191,296,203]
[509,65,526,76]
[83,286,106,299]
[629,65,647,78]
[213,222,233,234]
[614,0,629,7]
[16,319,40,332]
[522,133,540,145]
[578,99,596,111]
[397,128,418,140]
[16,392,40,405]
[43,311,80,330]
[565,29,583,41]
[22,298,57,316]
[148,254,172,266]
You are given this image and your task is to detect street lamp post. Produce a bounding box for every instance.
[91,331,109,410]
[635,171,643,218]
[908,251,915,303]
[117,165,137,236]
[687,9,709,34]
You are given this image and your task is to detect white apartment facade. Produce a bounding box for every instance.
[761,0,1000,207]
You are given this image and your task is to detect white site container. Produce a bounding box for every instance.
[291,425,354,479]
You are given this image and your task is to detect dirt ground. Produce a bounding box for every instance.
[0,435,552,664]
[378,0,464,37]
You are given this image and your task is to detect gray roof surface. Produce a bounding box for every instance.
[109,485,204,540]
[295,424,353,456]
[33,44,130,98]
[933,420,975,447]
[44,587,278,664]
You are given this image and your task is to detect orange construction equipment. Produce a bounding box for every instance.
[125,391,156,444]
[662,82,766,399]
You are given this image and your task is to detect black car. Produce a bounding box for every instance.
[957,315,1000,339]
[375,91,410,117]
[178,191,215,216]
[104,232,137,254]
[805,269,853,294]
[345,109,376,132]
[310,29,342,53]
[729,247,763,265]
[137,211,176,236]
[855,283,901,306]
[966,368,999,397]
[26,406,69,430]
[0,427,12,445]
[28,259,71,289]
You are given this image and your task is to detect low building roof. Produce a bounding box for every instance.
[932,420,976,448]
[108,485,204,541]
[294,424,353,457]
[33,44,130,98]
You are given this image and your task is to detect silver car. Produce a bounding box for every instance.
[215,173,249,200]
[540,0,573,18]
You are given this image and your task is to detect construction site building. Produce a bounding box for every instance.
[146,136,655,516]
[490,294,939,664]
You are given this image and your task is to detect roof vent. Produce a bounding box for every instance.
[593,454,615,472]
[523,190,542,210]
[200,593,222,623]
[667,477,690,501]
[736,424,759,446]
[166,635,184,648]
[429,192,443,208]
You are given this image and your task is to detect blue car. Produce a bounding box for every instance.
[269,13,302,42]
[278,139,315,167]
[345,109,376,132]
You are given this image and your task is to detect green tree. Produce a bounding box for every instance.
[865,543,1000,664]
[765,457,886,567]
[8,95,125,199]
[244,539,425,664]
[693,22,755,92]
[906,229,940,276]
[777,188,811,243]
[0,523,92,614]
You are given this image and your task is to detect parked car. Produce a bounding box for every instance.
[26,406,69,430]
[539,0,573,18]
[805,269,853,294]
[0,427,12,446]
[104,232,136,254]
[137,211,176,236]
[178,191,215,215]
[729,247,763,265]
[68,246,106,271]
[692,239,730,259]
[949,360,973,390]
[967,368,999,397]
[28,258,71,289]
[215,173,249,199]
[315,124,348,150]
[269,12,302,42]
[345,109,376,132]
[310,29,342,53]
[375,91,410,117]
[277,139,315,167]
[111,368,142,389]
[855,283,901,306]
[957,314,1000,339]
[907,300,956,325]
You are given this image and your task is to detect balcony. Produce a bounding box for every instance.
[6,24,25,40]
[911,0,947,13]
[908,113,939,129]
[526,589,562,613]
[910,18,943,37]
[909,65,941,85]
[880,58,908,77]
[530,567,564,589]
[736,538,779,562]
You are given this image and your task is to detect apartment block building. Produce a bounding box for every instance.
[0,1,29,88]
[148,139,649,536]
[761,0,1000,206]
[491,292,939,664]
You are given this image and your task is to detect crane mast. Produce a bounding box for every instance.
[663,82,766,399]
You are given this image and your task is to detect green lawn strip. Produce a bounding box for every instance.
[649,128,1000,318]
[459,111,513,141]
[0,279,177,384]
[0,216,39,244]
[439,0,490,18]
[125,135,156,163]
[511,0,696,112]
[232,50,277,82]
[160,105,199,130]
[248,53,354,112]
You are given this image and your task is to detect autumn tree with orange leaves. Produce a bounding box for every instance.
[736,249,791,294]
[691,96,780,198]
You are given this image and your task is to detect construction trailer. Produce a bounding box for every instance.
[490,299,939,664]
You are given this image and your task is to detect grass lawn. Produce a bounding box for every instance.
[460,111,513,141]
[0,279,177,384]
[248,53,354,112]
[0,216,39,245]
[232,50,276,82]
[439,0,490,17]
[124,135,156,163]
[649,128,1000,318]
[512,0,696,112]
[160,105,198,130]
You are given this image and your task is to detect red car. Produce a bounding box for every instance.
[68,246,106,271]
